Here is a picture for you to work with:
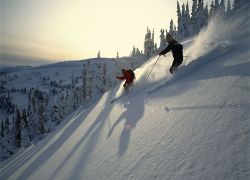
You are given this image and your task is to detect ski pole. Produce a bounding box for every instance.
[146,55,160,80]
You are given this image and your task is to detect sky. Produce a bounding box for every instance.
[0,0,218,66]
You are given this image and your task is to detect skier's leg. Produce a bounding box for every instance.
[125,81,134,91]
[170,61,178,74]
[170,57,183,74]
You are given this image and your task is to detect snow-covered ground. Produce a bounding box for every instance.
[1,6,250,180]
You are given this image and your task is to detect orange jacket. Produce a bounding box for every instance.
[116,70,134,83]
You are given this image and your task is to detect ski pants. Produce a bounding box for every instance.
[170,55,183,71]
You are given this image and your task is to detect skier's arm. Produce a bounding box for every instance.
[116,75,125,80]
[159,44,172,56]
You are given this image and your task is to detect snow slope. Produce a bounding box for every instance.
[1,7,250,180]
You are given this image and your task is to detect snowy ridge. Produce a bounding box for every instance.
[1,6,250,180]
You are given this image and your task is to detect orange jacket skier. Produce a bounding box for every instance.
[116,69,135,89]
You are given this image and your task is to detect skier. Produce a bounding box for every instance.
[116,69,135,89]
[159,33,183,74]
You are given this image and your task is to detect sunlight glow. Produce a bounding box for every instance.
[0,0,215,64]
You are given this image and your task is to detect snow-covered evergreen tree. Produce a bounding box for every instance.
[214,0,220,14]
[196,0,207,31]
[21,109,31,147]
[1,120,4,137]
[181,3,188,38]
[86,61,93,100]
[82,63,87,101]
[177,1,182,39]
[144,28,154,58]
[159,29,166,51]
[169,20,175,37]
[185,1,191,36]
[191,0,198,19]
[71,73,75,88]
[174,25,177,37]
[220,0,226,13]
[189,0,197,35]
[102,63,109,92]
[204,4,209,24]
[152,30,155,54]
[13,108,21,148]
[209,1,215,18]
[131,46,136,58]
[97,50,101,58]
[233,0,241,9]
[227,0,232,13]
[154,43,158,54]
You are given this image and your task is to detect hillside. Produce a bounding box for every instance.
[1,5,250,180]
[0,56,141,161]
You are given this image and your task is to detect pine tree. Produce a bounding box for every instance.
[159,29,166,50]
[97,50,101,58]
[5,117,10,134]
[21,108,32,145]
[214,0,220,14]
[169,19,175,37]
[186,2,191,24]
[37,95,46,134]
[130,46,136,68]
[27,89,40,141]
[102,63,107,92]
[204,4,209,24]
[174,25,177,37]
[71,73,75,88]
[177,1,182,35]
[209,1,215,17]
[131,46,136,58]
[14,108,21,148]
[154,43,158,54]
[1,120,4,137]
[82,63,87,101]
[227,0,232,13]
[151,30,155,55]
[144,27,154,58]
[86,61,93,100]
[181,3,188,38]
[189,0,197,37]
[196,0,206,31]
[233,0,241,9]
[191,0,198,19]
[220,0,226,13]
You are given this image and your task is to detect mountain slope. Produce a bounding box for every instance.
[1,7,250,180]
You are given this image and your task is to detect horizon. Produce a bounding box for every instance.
[1,0,221,67]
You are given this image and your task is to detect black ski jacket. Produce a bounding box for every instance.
[160,40,183,59]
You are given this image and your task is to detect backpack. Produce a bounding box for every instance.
[128,70,135,79]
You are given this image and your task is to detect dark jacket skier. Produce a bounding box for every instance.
[159,33,183,74]
[116,69,135,89]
